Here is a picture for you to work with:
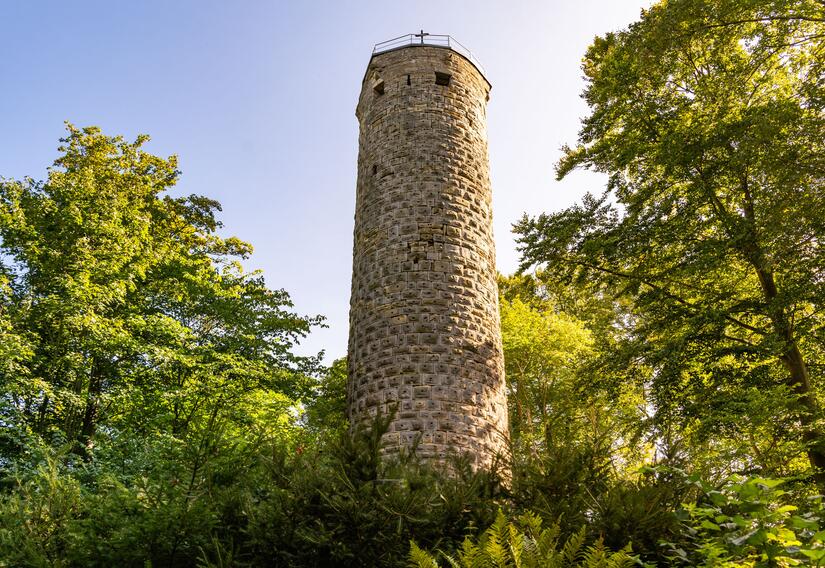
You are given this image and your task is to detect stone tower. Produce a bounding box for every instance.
[347,34,508,470]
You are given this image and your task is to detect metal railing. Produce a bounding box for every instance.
[372,33,487,78]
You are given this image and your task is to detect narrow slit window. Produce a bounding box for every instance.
[435,72,451,86]
[406,74,411,85]
[373,80,385,95]
[372,164,378,175]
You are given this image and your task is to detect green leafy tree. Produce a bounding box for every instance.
[304,357,349,438]
[500,292,593,445]
[499,275,671,556]
[516,0,825,481]
[0,124,320,463]
[499,273,652,472]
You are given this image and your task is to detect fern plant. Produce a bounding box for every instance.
[409,509,637,568]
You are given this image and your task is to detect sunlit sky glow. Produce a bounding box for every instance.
[1,0,653,361]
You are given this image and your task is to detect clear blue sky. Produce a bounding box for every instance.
[0,0,651,362]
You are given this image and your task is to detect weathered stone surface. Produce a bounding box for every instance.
[347,45,509,470]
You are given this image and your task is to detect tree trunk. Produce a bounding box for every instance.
[753,260,825,484]
[742,181,825,485]
[779,341,825,481]
[78,357,103,458]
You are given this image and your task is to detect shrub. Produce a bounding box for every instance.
[664,474,825,566]
[409,509,637,568]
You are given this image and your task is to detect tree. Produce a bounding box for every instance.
[0,124,321,461]
[499,279,595,448]
[515,0,825,480]
[304,357,349,438]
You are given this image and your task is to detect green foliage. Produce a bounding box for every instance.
[516,0,825,480]
[409,509,637,568]
[0,124,321,468]
[498,274,670,556]
[0,457,82,566]
[499,291,593,444]
[0,420,300,566]
[304,357,349,438]
[665,474,825,566]
[498,272,652,474]
[0,412,504,567]
[511,455,687,560]
[242,413,503,567]
[0,124,323,566]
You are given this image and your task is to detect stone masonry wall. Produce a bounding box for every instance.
[347,45,509,470]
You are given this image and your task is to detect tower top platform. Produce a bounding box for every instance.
[369,32,488,84]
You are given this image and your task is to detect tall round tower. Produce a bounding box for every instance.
[347,34,508,470]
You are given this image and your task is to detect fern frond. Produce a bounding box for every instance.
[560,527,586,565]
[492,509,509,539]
[442,552,463,568]
[581,538,608,568]
[408,540,440,568]
[416,511,633,568]
[536,522,561,560]
[482,509,510,567]
[484,536,508,567]
[517,510,544,538]
[458,535,485,568]
[605,544,636,568]
[508,524,525,568]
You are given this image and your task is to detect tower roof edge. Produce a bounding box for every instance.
[363,33,491,90]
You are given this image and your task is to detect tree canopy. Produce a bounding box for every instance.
[517,0,825,480]
[0,125,322,464]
